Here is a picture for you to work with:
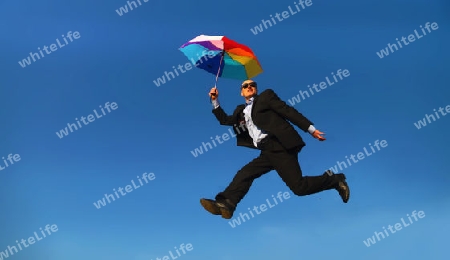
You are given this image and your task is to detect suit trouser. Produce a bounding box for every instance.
[215,136,338,206]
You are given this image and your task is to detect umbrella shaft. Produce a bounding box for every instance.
[214,52,225,87]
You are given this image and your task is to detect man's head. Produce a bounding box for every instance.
[240,79,257,100]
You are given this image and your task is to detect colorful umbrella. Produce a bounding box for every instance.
[179,35,263,87]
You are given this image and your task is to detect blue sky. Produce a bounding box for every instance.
[1,0,449,259]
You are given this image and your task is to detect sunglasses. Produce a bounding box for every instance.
[241,82,257,89]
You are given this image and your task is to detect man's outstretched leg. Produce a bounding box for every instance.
[269,149,350,202]
[200,153,273,219]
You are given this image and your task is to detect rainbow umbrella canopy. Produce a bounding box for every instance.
[179,35,263,84]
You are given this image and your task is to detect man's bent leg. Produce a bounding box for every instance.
[215,152,274,207]
[270,150,339,196]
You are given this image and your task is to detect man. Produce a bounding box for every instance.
[200,80,350,219]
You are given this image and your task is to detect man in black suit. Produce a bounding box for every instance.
[200,80,350,219]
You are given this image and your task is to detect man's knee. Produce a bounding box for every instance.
[291,188,310,196]
[288,181,310,196]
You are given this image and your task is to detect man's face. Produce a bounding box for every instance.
[240,80,257,98]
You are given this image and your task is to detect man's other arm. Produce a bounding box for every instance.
[265,89,315,133]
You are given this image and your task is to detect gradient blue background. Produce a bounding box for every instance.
[1,0,449,259]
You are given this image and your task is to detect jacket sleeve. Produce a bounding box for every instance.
[265,89,313,132]
[212,105,241,126]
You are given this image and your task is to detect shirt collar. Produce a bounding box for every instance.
[246,97,254,106]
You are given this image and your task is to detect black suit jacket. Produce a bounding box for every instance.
[212,89,314,150]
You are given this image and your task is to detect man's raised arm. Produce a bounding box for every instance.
[209,87,238,126]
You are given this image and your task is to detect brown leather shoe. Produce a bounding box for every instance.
[334,174,350,203]
[200,198,235,219]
